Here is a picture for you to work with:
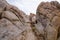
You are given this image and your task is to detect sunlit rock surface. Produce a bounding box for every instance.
[0,0,36,40]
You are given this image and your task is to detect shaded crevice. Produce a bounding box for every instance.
[30,22,45,40]
[0,13,2,19]
[57,27,60,39]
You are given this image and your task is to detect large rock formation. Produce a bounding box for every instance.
[0,0,60,40]
[36,1,60,40]
[0,0,36,40]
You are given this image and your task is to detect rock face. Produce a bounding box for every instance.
[0,0,60,40]
[0,0,36,40]
[36,1,60,40]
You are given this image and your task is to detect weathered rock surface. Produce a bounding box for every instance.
[0,0,36,40]
[36,1,60,40]
[0,0,60,40]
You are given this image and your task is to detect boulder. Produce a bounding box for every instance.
[36,1,60,40]
[0,0,36,40]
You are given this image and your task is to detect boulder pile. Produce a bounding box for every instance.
[0,0,60,40]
